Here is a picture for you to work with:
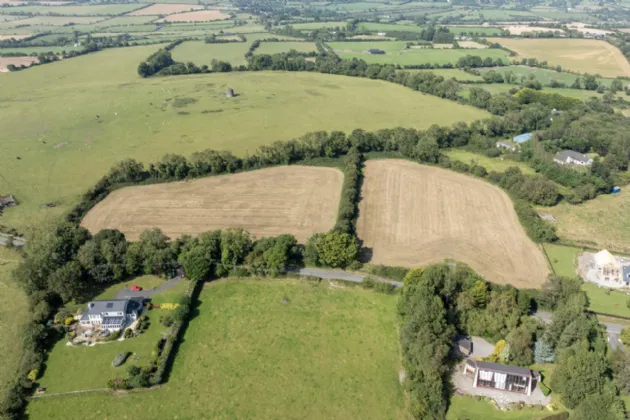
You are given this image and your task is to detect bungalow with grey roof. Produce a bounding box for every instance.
[495,141,517,152]
[554,150,593,166]
[463,359,540,396]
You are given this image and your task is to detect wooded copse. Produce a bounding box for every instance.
[400,266,627,420]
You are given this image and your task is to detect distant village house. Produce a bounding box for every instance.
[367,48,385,55]
[553,150,593,166]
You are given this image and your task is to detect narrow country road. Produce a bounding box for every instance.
[295,267,404,287]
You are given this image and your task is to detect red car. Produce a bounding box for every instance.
[131,285,142,292]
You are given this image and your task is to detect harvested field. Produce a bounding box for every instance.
[0,56,37,72]
[81,166,343,242]
[156,10,230,22]
[487,38,630,77]
[128,3,203,16]
[0,34,30,40]
[458,41,487,49]
[503,25,565,35]
[357,160,549,288]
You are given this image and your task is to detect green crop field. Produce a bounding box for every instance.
[0,44,488,231]
[582,283,630,318]
[171,40,251,66]
[26,278,406,419]
[542,191,630,253]
[543,243,581,278]
[255,41,318,55]
[444,149,536,174]
[329,42,510,66]
[0,248,29,409]
[0,4,146,16]
[447,26,503,35]
[478,65,615,87]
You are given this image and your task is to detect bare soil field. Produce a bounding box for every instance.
[356,160,549,288]
[128,4,203,16]
[81,166,343,242]
[0,56,37,72]
[156,10,230,23]
[487,38,630,77]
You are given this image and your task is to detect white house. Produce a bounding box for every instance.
[553,150,593,166]
[80,299,143,332]
[589,250,630,287]
[463,360,540,396]
[496,141,517,152]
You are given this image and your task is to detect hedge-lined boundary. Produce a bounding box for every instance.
[150,279,201,385]
[334,146,363,235]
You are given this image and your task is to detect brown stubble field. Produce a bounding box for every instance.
[156,10,230,22]
[357,160,549,288]
[128,4,203,16]
[487,38,630,77]
[81,166,343,242]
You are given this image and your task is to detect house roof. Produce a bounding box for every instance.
[555,150,592,163]
[594,249,617,267]
[496,141,514,147]
[513,133,532,143]
[85,300,128,315]
[467,360,533,377]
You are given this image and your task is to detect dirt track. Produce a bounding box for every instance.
[356,160,549,288]
[81,166,343,242]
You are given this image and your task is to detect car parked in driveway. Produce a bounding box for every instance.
[131,285,142,292]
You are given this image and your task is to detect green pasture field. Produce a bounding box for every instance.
[156,21,237,32]
[244,32,304,41]
[171,40,250,66]
[543,191,630,254]
[0,44,489,231]
[406,68,483,81]
[447,25,503,35]
[26,278,406,419]
[228,24,267,33]
[0,45,82,55]
[477,9,540,21]
[477,65,614,87]
[444,149,536,174]
[284,21,349,30]
[0,247,30,410]
[330,43,511,66]
[88,15,160,27]
[97,24,158,33]
[0,14,27,22]
[0,15,107,28]
[356,22,426,33]
[0,4,145,16]
[255,41,318,54]
[543,243,581,278]
[460,83,606,100]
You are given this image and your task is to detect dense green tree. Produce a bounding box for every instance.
[552,348,607,409]
[305,231,359,268]
[534,339,555,363]
[220,228,252,268]
[47,261,85,303]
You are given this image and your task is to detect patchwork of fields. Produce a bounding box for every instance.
[81,166,343,242]
[357,160,549,288]
[26,279,406,419]
[0,44,489,231]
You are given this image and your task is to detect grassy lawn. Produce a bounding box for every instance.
[582,282,630,318]
[36,276,189,394]
[542,192,630,253]
[406,68,483,81]
[447,396,551,419]
[27,278,405,419]
[0,44,488,232]
[0,248,30,407]
[37,310,166,393]
[444,149,535,174]
[542,243,581,278]
[256,41,318,55]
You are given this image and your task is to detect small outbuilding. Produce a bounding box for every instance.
[454,336,473,357]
